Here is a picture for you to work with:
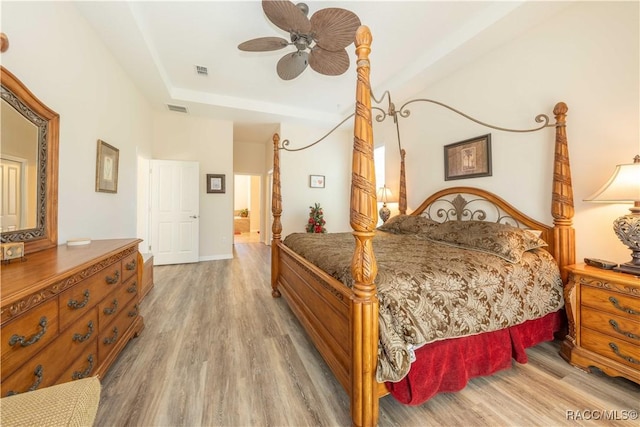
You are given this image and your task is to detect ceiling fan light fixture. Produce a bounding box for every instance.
[240,0,361,80]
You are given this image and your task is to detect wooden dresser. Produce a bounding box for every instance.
[1,239,144,396]
[561,264,639,384]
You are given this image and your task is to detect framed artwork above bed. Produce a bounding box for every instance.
[444,134,492,180]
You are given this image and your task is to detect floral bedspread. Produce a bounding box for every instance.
[282,230,563,382]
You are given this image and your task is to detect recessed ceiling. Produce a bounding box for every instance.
[74,1,571,143]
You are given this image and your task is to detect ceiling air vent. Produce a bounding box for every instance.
[167,104,188,113]
[195,65,208,76]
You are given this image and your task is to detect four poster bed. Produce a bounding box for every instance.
[270,26,575,427]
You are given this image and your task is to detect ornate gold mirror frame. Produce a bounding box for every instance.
[1,65,59,254]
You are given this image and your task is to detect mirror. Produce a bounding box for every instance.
[1,66,59,254]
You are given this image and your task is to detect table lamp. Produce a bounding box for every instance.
[584,155,640,274]
[377,185,392,223]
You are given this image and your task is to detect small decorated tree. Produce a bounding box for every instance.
[306,203,326,233]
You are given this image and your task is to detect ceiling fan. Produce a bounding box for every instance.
[238,0,361,80]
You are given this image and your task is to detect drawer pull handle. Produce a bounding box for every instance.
[72,354,95,380]
[68,290,90,309]
[103,299,118,315]
[609,319,639,341]
[9,317,48,347]
[127,282,138,294]
[128,304,139,318]
[608,296,639,316]
[103,327,119,345]
[125,260,137,271]
[6,365,43,396]
[72,320,94,343]
[609,343,640,365]
[105,270,120,285]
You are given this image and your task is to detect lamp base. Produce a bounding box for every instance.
[612,210,640,276]
[379,204,391,223]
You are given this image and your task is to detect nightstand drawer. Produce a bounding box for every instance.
[581,285,639,321]
[581,306,640,346]
[581,328,639,370]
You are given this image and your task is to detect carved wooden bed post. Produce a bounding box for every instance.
[350,25,379,427]
[399,148,407,215]
[271,133,283,298]
[551,102,575,282]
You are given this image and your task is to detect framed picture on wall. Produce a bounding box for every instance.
[444,134,492,180]
[309,174,325,188]
[206,174,225,193]
[95,139,119,193]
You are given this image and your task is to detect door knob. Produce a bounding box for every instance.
[189,215,199,219]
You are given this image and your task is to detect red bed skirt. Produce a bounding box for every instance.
[386,310,563,405]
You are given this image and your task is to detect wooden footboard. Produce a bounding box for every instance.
[276,242,389,399]
[277,242,351,391]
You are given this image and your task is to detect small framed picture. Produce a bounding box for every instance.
[96,139,119,193]
[444,134,492,180]
[309,174,325,188]
[206,174,225,193]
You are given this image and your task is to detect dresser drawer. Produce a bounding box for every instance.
[59,262,122,330]
[581,327,640,370]
[581,306,640,346]
[1,308,99,397]
[581,285,639,321]
[56,341,98,384]
[98,277,138,329]
[98,298,138,363]
[122,252,138,282]
[1,298,59,381]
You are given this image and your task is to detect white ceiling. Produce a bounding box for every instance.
[74,1,571,143]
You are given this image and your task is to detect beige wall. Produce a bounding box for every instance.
[1,1,153,246]
[278,123,352,237]
[375,1,639,264]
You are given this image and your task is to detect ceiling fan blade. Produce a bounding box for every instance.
[276,51,309,80]
[310,8,361,52]
[238,37,289,52]
[262,0,311,33]
[308,47,349,76]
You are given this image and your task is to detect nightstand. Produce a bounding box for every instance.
[560,264,639,384]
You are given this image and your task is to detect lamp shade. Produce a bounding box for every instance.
[377,185,392,203]
[584,155,640,203]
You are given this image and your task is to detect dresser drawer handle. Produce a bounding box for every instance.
[609,343,640,365]
[72,320,94,343]
[127,282,138,294]
[68,290,90,309]
[9,317,48,347]
[608,296,639,316]
[125,260,137,271]
[103,327,119,345]
[72,354,95,380]
[6,365,43,396]
[128,304,139,318]
[609,319,639,341]
[103,299,118,315]
[105,270,120,285]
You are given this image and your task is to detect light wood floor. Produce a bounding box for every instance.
[95,242,639,427]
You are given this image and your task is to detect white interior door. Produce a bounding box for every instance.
[0,157,25,232]
[150,160,199,265]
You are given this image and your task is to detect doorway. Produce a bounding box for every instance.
[233,174,261,243]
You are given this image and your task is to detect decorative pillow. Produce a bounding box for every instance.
[427,220,548,263]
[524,229,543,238]
[398,215,440,234]
[377,214,408,233]
[378,215,439,234]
